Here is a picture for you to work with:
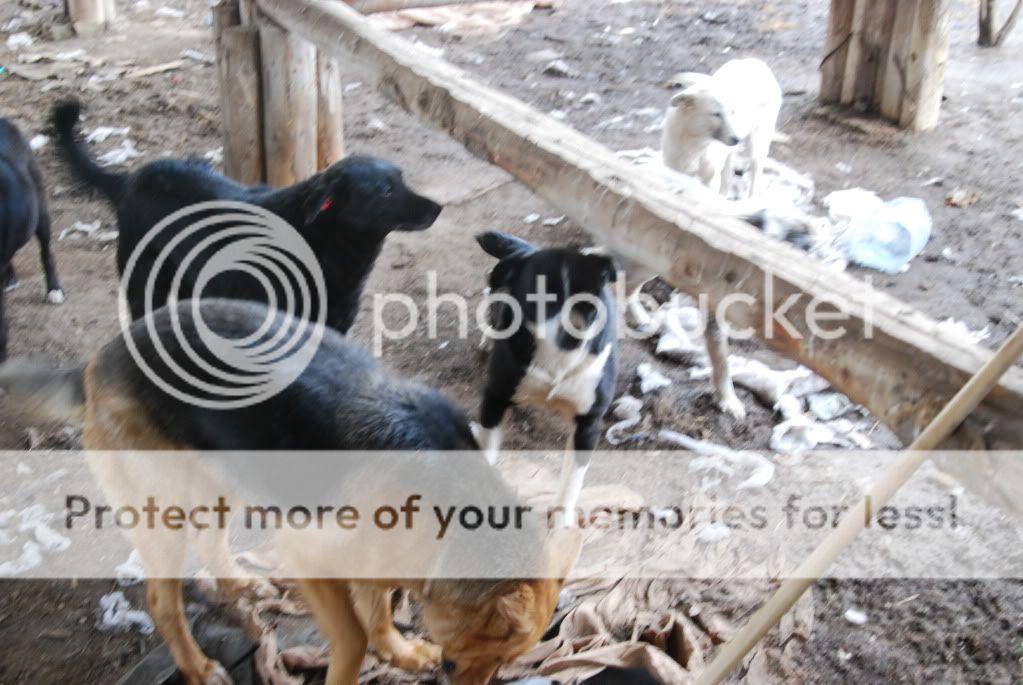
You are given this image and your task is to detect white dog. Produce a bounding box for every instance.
[615,60,783,421]
[661,58,782,198]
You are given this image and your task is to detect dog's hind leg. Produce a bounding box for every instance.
[193,509,276,602]
[146,577,231,685]
[87,463,230,684]
[350,584,440,673]
[296,579,367,685]
[703,315,745,420]
[82,380,230,684]
[33,207,63,304]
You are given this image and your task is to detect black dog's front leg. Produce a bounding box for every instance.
[477,342,525,464]
[34,208,63,303]
[478,390,512,466]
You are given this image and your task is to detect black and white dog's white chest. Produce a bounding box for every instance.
[512,317,613,417]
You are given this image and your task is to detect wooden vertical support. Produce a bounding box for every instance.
[866,0,899,110]
[215,1,266,184]
[316,54,346,169]
[878,0,921,120]
[239,0,255,25]
[978,0,996,46]
[820,0,857,104]
[102,0,116,24]
[67,0,114,36]
[258,19,319,187]
[838,0,871,105]
[899,0,952,131]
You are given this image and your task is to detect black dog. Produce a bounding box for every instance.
[0,117,63,360]
[52,99,441,334]
[475,231,617,525]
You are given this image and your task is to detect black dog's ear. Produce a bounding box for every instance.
[586,254,618,284]
[476,231,538,260]
[489,256,524,290]
[303,175,349,226]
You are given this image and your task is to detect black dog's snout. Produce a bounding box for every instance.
[403,193,443,231]
[422,197,443,223]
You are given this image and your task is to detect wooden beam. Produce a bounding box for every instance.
[215,2,266,184]
[257,14,318,187]
[254,0,1023,458]
[344,0,506,14]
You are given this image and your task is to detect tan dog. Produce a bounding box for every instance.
[1,299,579,685]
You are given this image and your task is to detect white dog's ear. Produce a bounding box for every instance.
[670,90,696,107]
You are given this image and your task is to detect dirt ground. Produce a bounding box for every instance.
[0,0,1021,683]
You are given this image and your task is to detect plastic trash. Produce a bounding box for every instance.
[842,195,932,273]
[97,591,155,634]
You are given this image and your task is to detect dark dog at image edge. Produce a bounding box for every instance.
[0,117,64,359]
[51,99,441,334]
[474,231,618,526]
[0,298,580,685]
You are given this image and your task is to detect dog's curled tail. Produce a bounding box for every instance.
[51,99,125,204]
[476,231,538,260]
[0,358,85,424]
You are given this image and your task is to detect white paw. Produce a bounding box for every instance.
[46,289,65,305]
[204,661,233,685]
[717,392,747,421]
[4,281,19,293]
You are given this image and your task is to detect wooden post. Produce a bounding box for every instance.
[979,0,1023,47]
[239,0,255,25]
[899,0,952,131]
[67,0,115,36]
[878,0,921,120]
[215,1,266,184]
[258,18,318,187]
[820,0,856,104]
[316,54,346,169]
[822,0,950,131]
[979,0,997,45]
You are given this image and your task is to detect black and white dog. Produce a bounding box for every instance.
[52,99,441,334]
[0,117,63,360]
[475,231,617,524]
